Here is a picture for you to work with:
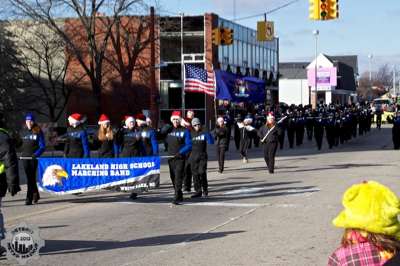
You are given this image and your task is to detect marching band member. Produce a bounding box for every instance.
[189,118,213,198]
[64,113,90,158]
[97,114,118,158]
[258,112,282,174]
[20,113,45,205]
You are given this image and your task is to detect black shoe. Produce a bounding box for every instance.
[129,193,138,200]
[202,191,208,197]
[171,199,180,205]
[269,170,274,174]
[190,192,202,198]
[25,199,32,205]
[33,193,40,204]
[0,246,6,257]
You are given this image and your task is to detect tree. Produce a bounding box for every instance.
[9,20,82,123]
[105,13,157,113]
[357,64,400,100]
[0,23,24,127]
[8,0,145,115]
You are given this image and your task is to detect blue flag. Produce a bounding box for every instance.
[215,70,266,103]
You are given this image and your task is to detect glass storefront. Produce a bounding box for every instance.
[159,15,279,125]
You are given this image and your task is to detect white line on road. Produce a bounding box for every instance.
[223,187,320,195]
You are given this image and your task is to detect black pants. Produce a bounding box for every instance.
[263,142,278,173]
[216,146,226,172]
[296,128,304,146]
[183,156,192,191]
[287,129,295,148]
[376,115,382,129]
[22,159,39,201]
[306,126,313,141]
[239,139,250,158]
[168,157,185,198]
[278,129,285,149]
[190,154,208,193]
[315,129,324,150]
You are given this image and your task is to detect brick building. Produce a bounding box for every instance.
[66,13,279,127]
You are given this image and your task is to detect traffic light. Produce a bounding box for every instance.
[309,0,320,20]
[212,28,221,45]
[319,0,329,20]
[221,27,233,45]
[328,0,339,19]
[309,0,339,20]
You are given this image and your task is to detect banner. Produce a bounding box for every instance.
[307,67,337,87]
[215,70,266,103]
[37,156,160,195]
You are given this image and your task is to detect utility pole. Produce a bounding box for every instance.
[313,30,319,108]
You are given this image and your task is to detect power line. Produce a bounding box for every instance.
[233,0,299,21]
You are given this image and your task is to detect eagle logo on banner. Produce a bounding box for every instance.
[42,165,69,187]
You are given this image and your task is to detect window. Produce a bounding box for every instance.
[160,36,181,62]
[183,35,204,54]
[160,63,181,80]
[183,16,204,31]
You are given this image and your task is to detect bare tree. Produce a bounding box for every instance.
[8,0,145,115]
[357,64,400,100]
[104,13,157,113]
[9,21,83,123]
[0,23,24,127]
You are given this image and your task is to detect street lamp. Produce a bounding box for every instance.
[368,54,373,82]
[313,30,319,108]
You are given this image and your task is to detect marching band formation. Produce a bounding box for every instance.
[0,103,400,206]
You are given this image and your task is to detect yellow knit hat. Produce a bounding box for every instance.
[333,181,400,239]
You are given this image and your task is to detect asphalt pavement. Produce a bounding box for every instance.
[1,124,399,266]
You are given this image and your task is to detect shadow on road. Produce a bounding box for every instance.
[278,163,394,174]
[40,231,245,255]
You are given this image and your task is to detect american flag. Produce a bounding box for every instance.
[184,64,215,96]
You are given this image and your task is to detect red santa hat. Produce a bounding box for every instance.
[267,112,275,123]
[170,110,182,122]
[135,113,147,126]
[124,115,135,127]
[98,114,110,125]
[68,113,83,126]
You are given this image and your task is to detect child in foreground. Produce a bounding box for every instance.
[328,181,400,266]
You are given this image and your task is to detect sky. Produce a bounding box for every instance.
[153,0,400,74]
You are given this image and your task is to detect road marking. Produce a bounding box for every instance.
[179,207,258,245]
[223,187,320,196]
[5,203,79,226]
[182,202,264,207]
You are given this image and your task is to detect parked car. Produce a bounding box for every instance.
[371,98,393,112]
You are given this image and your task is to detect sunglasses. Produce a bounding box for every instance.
[193,124,201,127]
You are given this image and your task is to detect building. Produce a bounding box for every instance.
[279,62,309,106]
[279,54,358,106]
[159,14,279,127]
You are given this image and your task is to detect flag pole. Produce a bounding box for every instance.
[181,13,185,115]
[213,68,218,130]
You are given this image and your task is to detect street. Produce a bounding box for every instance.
[1,125,399,266]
